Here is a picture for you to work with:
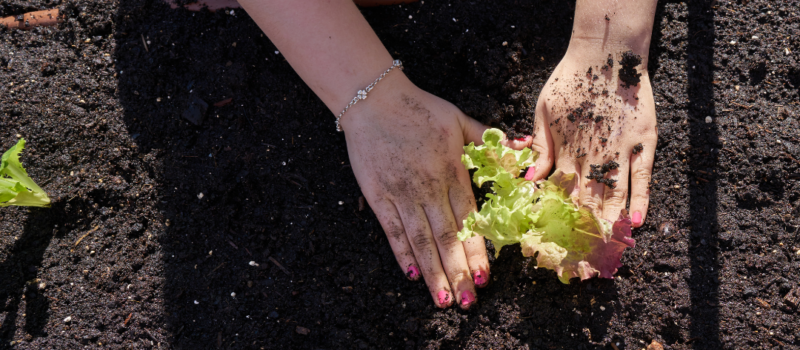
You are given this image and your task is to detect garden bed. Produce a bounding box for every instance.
[1,0,799,349]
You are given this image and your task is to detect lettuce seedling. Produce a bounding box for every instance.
[458,129,634,283]
[1,138,51,207]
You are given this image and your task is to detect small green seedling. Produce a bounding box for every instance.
[1,138,51,207]
[458,129,634,283]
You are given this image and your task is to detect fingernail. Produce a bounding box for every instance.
[437,290,450,306]
[524,166,536,181]
[525,135,532,142]
[406,265,420,280]
[461,290,475,306]
[473,270,487,286]
[632,211,642,225]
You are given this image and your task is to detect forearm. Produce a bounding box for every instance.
[237,0,397,113]
[567,0,657,66]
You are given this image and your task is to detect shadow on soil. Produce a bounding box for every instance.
[110,0,626,348]
[0,201,86,346]
[686,1,721,349]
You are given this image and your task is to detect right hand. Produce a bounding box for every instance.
[340,71,532,309]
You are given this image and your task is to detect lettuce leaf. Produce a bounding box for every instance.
[1,138,51,207]
[458,128,634,283]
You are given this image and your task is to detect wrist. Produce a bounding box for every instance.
[337,67,416,132]
[566,0,656,68]
[564,37,650,72]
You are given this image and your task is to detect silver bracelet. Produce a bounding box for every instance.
[335,59,403,132]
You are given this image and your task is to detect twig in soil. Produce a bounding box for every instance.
[207,262,226,277]
[141,34,149,52]
[269,257,291,275]
[123,313,133,327]
[731,102,751,109]
[71,226,99,251]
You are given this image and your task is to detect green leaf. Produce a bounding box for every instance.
[0,138,51,208]
[462,128,536,187]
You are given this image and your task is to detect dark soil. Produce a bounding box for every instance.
[618,51,643,89]
[2,0,800,349]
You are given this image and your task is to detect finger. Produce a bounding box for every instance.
[629,137,657,227]
[398,204,454,308]
[448,164,490,290]
[370,198,421,281]
[459,113,492,146]
[579,156,606,216]
[500,135,533,150]
[602,156,630,223]
[424,194,477,310]
[554,149,582,200]
[531,97,555,181]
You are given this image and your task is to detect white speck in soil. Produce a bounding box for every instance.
[338,201,344,205]
[197,193,204,199]
[705,116,713,123]
[231,292,236,298]
[249,261,259,267]
[63,316,72,323]
[194,300,199,305]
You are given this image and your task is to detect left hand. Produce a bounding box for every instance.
[528,41,657,227]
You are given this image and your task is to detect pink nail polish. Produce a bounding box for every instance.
[632,211,642,225]
[461,291,475,306]
[437,290,450,306]
[473,270,487,286]
[524,166,536,181]
[407,265,420,280]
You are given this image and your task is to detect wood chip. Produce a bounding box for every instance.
[784,286,799,308]
[647,341,664,350]
[269,257,291,275]
[295,326,310,335]
[213,97,233,107]
[755,297,771,309]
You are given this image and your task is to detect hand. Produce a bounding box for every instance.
[340,71,532,308]
[529,42,657,227]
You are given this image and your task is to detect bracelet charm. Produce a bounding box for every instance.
[335,59,403,132]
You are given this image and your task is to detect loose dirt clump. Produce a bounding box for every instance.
[618,50,643,88]
[586,160,620,189]
[632,142,644,154]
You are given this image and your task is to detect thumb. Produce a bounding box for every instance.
[459,113,533,150]
[530,98,554,181]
